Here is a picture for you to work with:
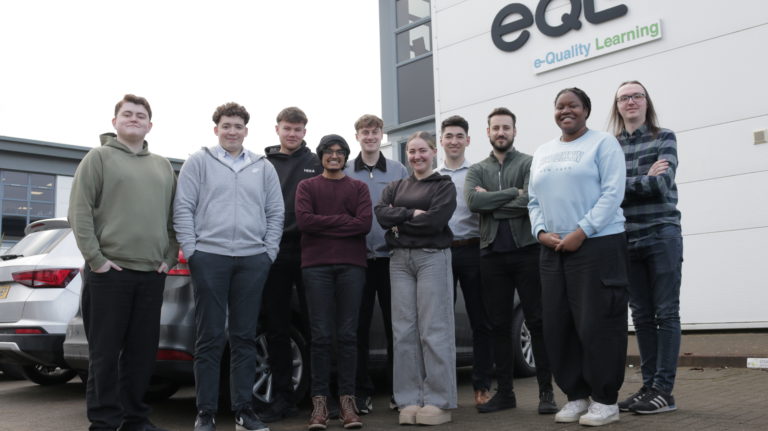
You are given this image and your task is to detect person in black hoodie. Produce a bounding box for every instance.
[260,107,321,423]
[374,131,457,426]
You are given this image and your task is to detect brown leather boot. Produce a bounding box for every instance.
[308,396,329,430]
[339,395,363,429]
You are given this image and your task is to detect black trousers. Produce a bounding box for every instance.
[479,245,552,394]
[355,257,393,398]
[261,248,308,402]
[539,232,629,405]
[451,244,493,392]
[82,266,165,431]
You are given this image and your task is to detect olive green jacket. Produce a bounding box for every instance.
[464,148,537,250]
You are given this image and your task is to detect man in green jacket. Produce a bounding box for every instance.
[464,107,556,415]
[69,94,178,431]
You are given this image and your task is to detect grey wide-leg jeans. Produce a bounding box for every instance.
[390,248,457,409]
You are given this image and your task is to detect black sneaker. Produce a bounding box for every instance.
[259,396,299,423]
[476,391,517,413]
[235,407,269,431]
[618,386,649,412]
[538,390,558,414]
[355,395,373,415]
[194,411,216,431]
[631,388,677,414]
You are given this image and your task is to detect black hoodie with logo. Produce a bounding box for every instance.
[265,141,321,255]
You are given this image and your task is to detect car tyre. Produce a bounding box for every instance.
[21,364,77,385]
[251,326,309,407]
[512,307,537,378]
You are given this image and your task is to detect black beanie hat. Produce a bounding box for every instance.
[316,134,351,159]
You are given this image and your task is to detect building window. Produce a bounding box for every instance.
[394,0,434,124]
[1,170,56,245]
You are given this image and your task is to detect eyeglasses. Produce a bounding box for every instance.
[616,93,646,104]
[324,150,346,157]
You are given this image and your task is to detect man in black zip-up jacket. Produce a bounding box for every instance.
[260,107,321,423]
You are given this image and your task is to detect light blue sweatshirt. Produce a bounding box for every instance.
[528,129,626,239]
[174,146,284,261]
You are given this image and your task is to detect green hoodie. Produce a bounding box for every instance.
[464,148,537,250]
[68,133,179,271]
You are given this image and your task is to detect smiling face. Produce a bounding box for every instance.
[321,143,346,174]
[112,102,152,143]
[275,120,307,154]
[407,137,436,178]
[215,115,248,156]
[440,125,470,162]
[616,82,648,125]
[355,126,383,155]
[554,91,589,140]
[486,114,516,153]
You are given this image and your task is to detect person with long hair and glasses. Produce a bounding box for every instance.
[374,131,457,426]
[609,81,682,415]
[528,87,629,427]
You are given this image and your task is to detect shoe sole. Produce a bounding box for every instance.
[398,413,417,425]
[579,414,620,426]
[633,405,677,415]
[415,413,451,425]
[555,411,586,423]
[476,404,516,413]
[308,424,327,430]
[342,420,363,429]
[538,407,559,414]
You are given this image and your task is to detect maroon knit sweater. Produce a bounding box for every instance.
[295,175,372,268]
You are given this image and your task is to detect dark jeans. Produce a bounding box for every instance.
[82,266,166,431]
[303,265,365,397]
[451,244,493,392]
[355,257,393,398]
[540,233,629,405]
[189,251,272,412]
[480,245,552,395]
[628,224,683,395]
[261,247,307,401]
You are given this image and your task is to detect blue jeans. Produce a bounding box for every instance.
[303,264,365,397]
[189,250,272,413]
[628,224,683,395]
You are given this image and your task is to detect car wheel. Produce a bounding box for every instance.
[21,364,77,385]
[251,326,309,405]
[512,308,537,378]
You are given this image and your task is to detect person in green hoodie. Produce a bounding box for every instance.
[68,94,178,431]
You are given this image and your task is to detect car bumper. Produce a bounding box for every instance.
[0,334,66,366]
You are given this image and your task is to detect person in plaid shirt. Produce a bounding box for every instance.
[609,81,682,415]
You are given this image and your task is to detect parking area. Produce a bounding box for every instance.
[2,365,767,431]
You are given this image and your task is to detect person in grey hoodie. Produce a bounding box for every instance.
[174,102,284,431]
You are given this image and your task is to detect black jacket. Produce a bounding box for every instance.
[265,141,321,249]
[374,172,456,249]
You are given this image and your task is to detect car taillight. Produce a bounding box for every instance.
[15,328,46,334]
[156,349,194,361]
[167,250,190,276]
[12,268,79,288]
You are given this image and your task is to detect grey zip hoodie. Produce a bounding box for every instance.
[173,146,284,261]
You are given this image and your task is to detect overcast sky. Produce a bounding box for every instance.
[0,1,382,160]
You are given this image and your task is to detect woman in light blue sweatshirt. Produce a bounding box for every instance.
[528,88,629,427]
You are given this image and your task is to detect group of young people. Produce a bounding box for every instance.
[68,79,682,431]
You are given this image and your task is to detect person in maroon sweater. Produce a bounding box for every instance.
[295,134,372,430]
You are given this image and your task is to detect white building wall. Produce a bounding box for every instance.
[432,0,768,329]
[55,175,73,218]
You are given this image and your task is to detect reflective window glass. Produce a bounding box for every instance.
[396,23,431,62]
[396,0,431,27]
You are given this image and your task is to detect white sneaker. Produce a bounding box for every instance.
[579,401,620,426]
[554,398,589,423]
[398,405,420,425]
[415,405,451,426]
